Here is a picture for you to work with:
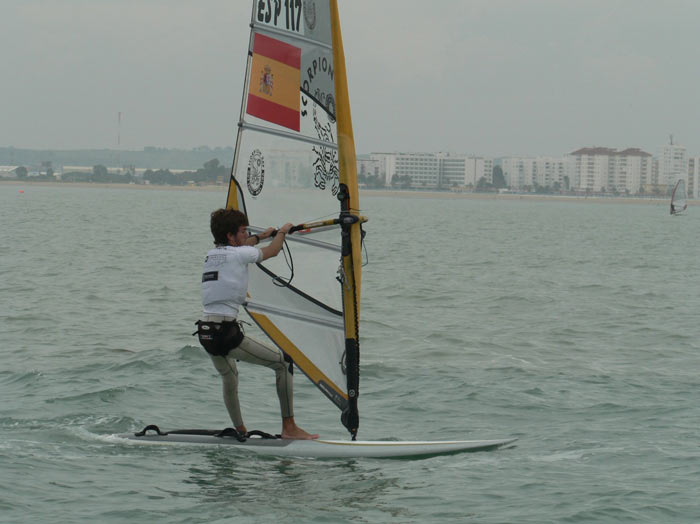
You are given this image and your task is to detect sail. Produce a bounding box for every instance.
[670,179,688,215]
[225,0,365,438]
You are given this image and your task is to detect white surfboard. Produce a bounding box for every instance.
[116,428,516,459]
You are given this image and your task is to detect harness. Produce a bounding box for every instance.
[192,320,244,356]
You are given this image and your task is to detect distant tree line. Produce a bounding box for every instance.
[142,158,229,185]
[0,146,234,171]
[13,162,56,180]
[61,164,133,184]
[58,158,230,185]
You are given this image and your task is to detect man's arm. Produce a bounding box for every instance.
[245,227,275,247]
[260,223,293,261]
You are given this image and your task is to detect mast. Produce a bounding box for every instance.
[330,0,362,439]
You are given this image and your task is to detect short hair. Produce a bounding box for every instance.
[210,208,248,245]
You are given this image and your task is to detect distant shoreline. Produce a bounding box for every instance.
[360,189,673,205]
[0,179,225,192]
[1,179,678,205]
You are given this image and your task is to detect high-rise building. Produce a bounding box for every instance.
[566,147,652,194]
[657,137,688,188]
[688,157,700,199]
[357,155,387,184]
[501,157,566,190]
[377,152,492,189]
[464,156,493,187]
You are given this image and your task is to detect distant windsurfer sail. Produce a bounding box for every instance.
[670,179,687,215]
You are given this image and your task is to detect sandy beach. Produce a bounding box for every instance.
[1,179,680,205]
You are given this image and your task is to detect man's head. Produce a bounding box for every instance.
[210,208,249,245]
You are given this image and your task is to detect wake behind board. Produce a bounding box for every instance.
[117,427,516,459]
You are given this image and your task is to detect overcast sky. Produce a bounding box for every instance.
[2,0,699,157]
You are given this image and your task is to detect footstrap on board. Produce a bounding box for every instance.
[134,424,167,436]
[133,425,281,441]
[215,427,247,441]
[216,428,281,441]
[245,430,281,440]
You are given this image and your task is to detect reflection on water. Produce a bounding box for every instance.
[183,448,410,520]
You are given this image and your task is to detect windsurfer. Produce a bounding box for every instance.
[197,208,319,440]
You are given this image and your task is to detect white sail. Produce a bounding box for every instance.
[225,1,365,437]
[670,179,687,215]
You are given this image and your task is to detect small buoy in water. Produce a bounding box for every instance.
[19,190,24,193]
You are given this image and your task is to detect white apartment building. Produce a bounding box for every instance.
[566,147,652,194]
[501,158,527,189]
[364,153,394,187]
[379,152,492,189]
[568,148,612,192]
[610,149,653,194]
[392,153,440,188]
[442,155,468,187]
[465,156,494,186]
[658,141,688,188]
[357,155,387,184]
[501,157,567,190]
[688,157,700,199]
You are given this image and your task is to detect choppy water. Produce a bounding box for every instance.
[2,184,700,523]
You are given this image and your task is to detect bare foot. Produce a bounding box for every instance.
[281,428,320,440]
[281,417,319,439]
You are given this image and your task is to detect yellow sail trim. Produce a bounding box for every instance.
[249,310,348,401]
[225,175,239,211]
[330,0,362,336]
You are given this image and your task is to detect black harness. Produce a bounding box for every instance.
[192,320,244,356]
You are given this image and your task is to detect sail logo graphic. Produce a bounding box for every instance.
[311,105,339,195]
[325,94,336,123]
[304,1,316,30]
[247,149,265,196]
[259,65,274,96]
[247,34,301,131]
[301,52,335,122]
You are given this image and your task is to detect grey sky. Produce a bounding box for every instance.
[2,0,699,157]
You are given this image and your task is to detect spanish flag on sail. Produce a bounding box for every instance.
[247,33,301,132]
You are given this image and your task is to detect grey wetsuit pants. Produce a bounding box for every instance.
[209,335,293,428]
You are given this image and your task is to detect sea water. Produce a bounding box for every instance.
[1,184,699,523]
